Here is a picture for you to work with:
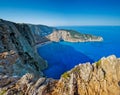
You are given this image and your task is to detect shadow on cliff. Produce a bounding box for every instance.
[37,42,94,79]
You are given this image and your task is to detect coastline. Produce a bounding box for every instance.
[36,41,53,48]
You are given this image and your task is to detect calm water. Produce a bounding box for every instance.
[37,26,120,79]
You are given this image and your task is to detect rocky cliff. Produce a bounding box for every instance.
[46,29,103,42]
[0,19,47,77]
[28,25,103,43]
[0,55,120,95]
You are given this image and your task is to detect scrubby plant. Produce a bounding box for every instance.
[96,60,101,68]
[0,90,7,95]
[62,72,70,79]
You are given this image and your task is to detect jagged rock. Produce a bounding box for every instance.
[0,73,57,95]
[52,55,120,95]
[0,55,120,95]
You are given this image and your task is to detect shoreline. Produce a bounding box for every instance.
[36,41,53,48]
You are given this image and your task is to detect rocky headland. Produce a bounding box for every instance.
[0,19,119,95]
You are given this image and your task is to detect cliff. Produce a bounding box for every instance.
[28,25,103,43]
[0,55,120,95]
[0,19,47,77]
[46,29,103,42]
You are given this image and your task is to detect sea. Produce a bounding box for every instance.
[37,26,120,79]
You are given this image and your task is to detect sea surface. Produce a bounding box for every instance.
[37,26,120,79]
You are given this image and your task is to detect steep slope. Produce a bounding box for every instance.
[0,55,120,95]
[0,19,47,77]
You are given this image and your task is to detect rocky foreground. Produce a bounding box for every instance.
[0,55,120,95]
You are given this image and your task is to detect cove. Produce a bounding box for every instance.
[37,26,120,79]
[37,42,94,79]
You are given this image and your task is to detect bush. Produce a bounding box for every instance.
[62,72,70,79]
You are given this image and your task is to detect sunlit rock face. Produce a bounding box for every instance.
[28,24,103,44]
[52,55,120,95]
[46,29,103,42]
[0,55,120,95]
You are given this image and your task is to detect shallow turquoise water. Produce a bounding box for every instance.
[37,26,120,79]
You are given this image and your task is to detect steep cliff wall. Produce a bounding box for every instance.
[0,19,47,77]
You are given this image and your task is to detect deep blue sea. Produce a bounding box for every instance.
[37,26,120,79]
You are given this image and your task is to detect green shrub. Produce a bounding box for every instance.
[96,60,101,68]
[62,72,70,79]
[0,90,7,95]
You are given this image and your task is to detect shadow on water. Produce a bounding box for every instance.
[38,42,94,79]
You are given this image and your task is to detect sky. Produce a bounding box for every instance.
[0,0,120,26]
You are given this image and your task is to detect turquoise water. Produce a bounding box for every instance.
[37,26,120,79]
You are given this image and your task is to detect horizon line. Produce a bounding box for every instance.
[1,18,120,27]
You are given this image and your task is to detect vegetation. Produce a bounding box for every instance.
[61,29,82,38]
[62,72,70,79]
[68,30,82,38]
[71,67,80,73]
[96,60,101,68]
[0,90,7,95]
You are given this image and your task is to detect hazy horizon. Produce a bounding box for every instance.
[0,0,120,26]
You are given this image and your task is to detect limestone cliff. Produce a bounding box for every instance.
[0,19,47,77]
[0,55,120,95]
[28,25,103,43]
[52,55,120,95]
[46,29,103,42]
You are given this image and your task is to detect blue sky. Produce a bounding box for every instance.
[0,0,120,26]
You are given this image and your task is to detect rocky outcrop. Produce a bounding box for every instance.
[0,55,120,95]
[46,29,103,42]
[52,55,120,95]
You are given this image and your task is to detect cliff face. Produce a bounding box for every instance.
[28,25,103,43]
[46,30,103,42]
[0,19,47,77]
[0,55,120,95]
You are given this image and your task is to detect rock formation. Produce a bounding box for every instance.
[0,55,120,95]
[52,55,120,95]
[0,19,47,77]
[46,29,103,42]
